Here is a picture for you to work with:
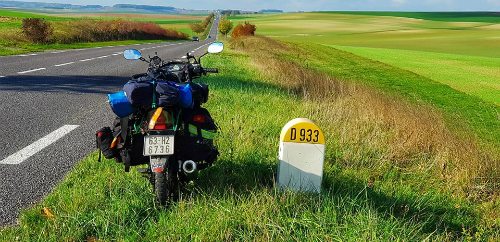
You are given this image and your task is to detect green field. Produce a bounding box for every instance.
[229,12,500,103]
[332,45,500,105]
[327,11,500,23]
[229,12,500,57]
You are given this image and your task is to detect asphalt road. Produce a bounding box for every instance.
[0,17,220,226]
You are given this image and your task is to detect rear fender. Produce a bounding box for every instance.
[150,156,169,173]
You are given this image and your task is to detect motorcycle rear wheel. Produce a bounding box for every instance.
[153,158,179,207]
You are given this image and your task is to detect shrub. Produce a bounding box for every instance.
[218,19,233,38]
[189,23,204,36]
[22,18,53,44]
[231,22,257,39]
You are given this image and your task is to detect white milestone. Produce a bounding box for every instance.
[277,118,325,193]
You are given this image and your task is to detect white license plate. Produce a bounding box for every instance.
[143,135,174,156]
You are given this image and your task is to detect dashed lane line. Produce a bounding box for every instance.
[0,125,80,165]
[17,68,46,74]
[54,62,74,67]
[80,58,95,62]
[18,53,37,57]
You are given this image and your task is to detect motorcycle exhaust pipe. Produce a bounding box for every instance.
[182,160,197,174]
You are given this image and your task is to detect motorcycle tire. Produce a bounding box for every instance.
[153,157,179,207]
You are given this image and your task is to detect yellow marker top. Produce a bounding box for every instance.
[280,118,325,144]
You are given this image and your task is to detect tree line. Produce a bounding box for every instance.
[188,13,215,37]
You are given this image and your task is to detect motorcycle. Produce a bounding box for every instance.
[100,42,224,206]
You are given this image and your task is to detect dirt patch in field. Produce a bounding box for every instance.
[0,17,16,22]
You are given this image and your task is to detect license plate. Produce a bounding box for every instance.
[143,135,174,156]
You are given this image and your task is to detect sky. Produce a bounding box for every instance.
[12,0,500,11]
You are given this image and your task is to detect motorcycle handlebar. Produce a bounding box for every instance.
[204,68,219,73]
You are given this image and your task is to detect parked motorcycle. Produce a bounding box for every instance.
[97,42,224,206]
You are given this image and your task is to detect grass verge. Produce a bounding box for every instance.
[0,39,186,56]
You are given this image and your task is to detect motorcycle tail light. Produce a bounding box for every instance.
[193,114,205,123]
[149,108,167,130]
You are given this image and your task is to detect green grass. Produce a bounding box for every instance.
[331,45,500,105]
[284,42,500,147]
[0,51,488,241]
[0,9,73,21]
[228,12,500,145]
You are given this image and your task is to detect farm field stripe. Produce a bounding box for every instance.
[17,68,46,74]
[0,125,80,165]
[54,62,74,67]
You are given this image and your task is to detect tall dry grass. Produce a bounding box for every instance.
[53,19,188,44]
[231,36,499,199]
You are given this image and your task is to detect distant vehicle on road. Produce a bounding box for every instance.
[192,36,199,42]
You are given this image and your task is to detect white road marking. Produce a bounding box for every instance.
[181,56,187,58]
[29,54,37,56]
[97,55,109,59]
[54,62,74,67]
[17,68,46,74]
[95,47,102,49]
[18,54,29,57]
[107,46,115,48]
[0,125,80,165]
[80,58,95,62]
[51,51,66,54]
[112,53,120,56]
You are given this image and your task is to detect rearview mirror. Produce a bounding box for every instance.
[207,42,223,54]
[123,49,142,60]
